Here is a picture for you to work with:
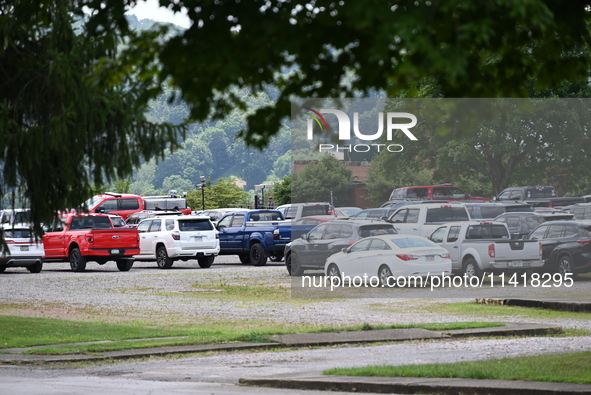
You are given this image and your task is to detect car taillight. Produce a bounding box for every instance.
[396,254,419,261]
[5,240,14,244]
[171,231,180,240]
[216,232,219,239]
[349,240,357,245]
[440,252,450,259]
[488,243,495,258]
[273,228,280,240]
[548,201,553,208]
[86,234,94,244]
[576,239,591,244]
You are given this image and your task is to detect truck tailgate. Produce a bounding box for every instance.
[90,229,139,248]
[493,240,541,261]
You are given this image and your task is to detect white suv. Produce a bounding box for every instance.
[134,215,219,269]
[0,225,44,273]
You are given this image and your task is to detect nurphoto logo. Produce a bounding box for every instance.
[303,107,418,153]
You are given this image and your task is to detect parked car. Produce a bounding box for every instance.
[383,184,489,205]
[351,208,398,220]
[493,211,575,239]
[134,215,219,269]
[276,202,336,220]
[463,201,534,220]
[200,208,246,225]
[385,203,470,237]
[0,209,32,227]
[43,214,139,272]
[335,207,362,217]
[526,220,591,277]
[291,215,337,240]
[493,185,584,208]
[216,210,290,265]
[570,203,591,220]
[125,210,184,228]
[285,220,397,276]
[325,235,451,287]
[0,226,44,273]
[429,222,544,277]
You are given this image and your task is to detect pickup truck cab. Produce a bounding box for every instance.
[84,192,192,220]
[216,210,291,266]
[429,222,544,277]
[386,203,470,237]
[494,186,584,208]
[43,214,140,272]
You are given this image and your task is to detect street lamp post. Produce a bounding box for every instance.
[200,176,206,211]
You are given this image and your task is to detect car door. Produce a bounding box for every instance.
[336,238,373,277]
[300,224,328,268]
[226,214,246,251]
[136,219,154,256]
[216,214,233,249]
[42,218,66,258]
[528,224,554,259]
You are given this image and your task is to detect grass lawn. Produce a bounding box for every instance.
[0,315,503,355]
[325,352,591,384]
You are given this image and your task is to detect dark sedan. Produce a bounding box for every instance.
[526,220,591,277]
[494,211,575,239]
[284,220,397,276]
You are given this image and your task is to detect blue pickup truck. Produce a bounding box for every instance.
[216,210,291,266]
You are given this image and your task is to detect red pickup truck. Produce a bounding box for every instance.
[43,214,140,272]
[84,192,192,220]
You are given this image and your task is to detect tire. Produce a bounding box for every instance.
[197,255,215,268]
[116,259,134,272]
[238,254,251,264]
[0,266,5,273]
[327,263,341,287]
[69,248,87,272]
[250,243,267,266]
[156,246,174,269]
[27,261,43,273]
[286,253,304,276]
[463,257,483,279]
[557,255,576,279]
[378,265,394,287]
[269,253,284,262]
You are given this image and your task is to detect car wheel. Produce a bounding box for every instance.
[69,248,87,272]
[327,263,341,287]
[269,253,284,262]
[27,261,43,273]
[250,243,267,266]
[197,255,215,268]
[0,266,5,273]
[238,254,251,264]
[557,255,576,279]
[116,259,134,272]
[156,246,174,269]
[286,253,304,276]
[378,265,394,287]
[463,257,483,279]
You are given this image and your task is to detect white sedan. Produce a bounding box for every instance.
[324,234,451,287]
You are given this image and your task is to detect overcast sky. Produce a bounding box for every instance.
[126,0,191,28]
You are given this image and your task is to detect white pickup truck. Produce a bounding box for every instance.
[428,221,544,277]
[386,203,470,237]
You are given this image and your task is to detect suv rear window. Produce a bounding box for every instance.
[358,225,396,237]
[426,207,469,222]
[302,205,330,217]
[178,219,213,231]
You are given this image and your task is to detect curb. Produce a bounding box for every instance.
[238,374,591,394]
[476,298,591,313]
[0,323,561,365]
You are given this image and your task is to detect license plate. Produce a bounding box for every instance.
[111,249,120,254]
[193,236,203,241]
[510,260,523,267]
[426,255,434,261]
[20,246,29,251]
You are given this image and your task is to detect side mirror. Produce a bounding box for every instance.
[491,196,497,201]
[341,247,348,253]
[96,206,105,213]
